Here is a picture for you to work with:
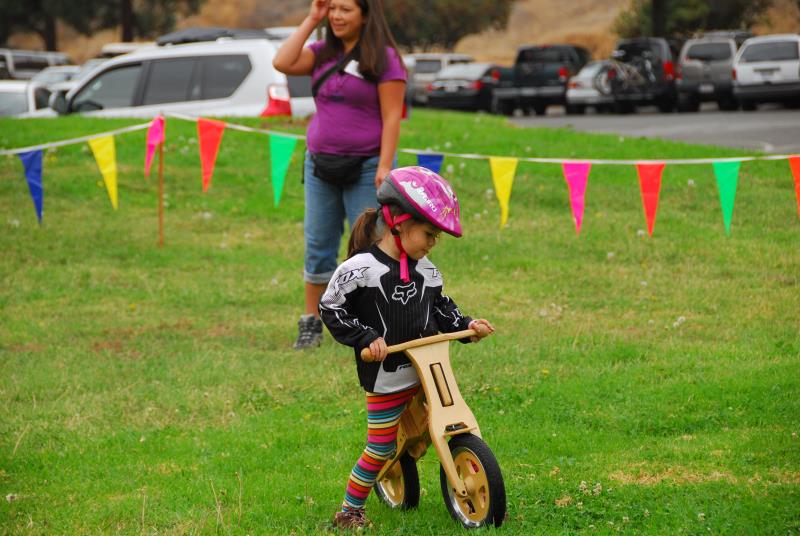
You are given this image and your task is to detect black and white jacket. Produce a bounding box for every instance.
[319,244,473,393]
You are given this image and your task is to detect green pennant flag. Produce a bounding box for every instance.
[712,161,741,234]
[269,134,297,207]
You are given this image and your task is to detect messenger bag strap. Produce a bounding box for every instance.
[311,46,359,98]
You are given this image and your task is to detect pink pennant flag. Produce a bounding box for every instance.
[562,161,591,233]
[144,115,165,178]
[636,162,666,236]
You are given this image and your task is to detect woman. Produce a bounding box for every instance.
[273,0,407,350]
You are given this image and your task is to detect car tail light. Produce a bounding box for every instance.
[426,82,434,92]
[490,69,501,81]
[607,68,617,80]
[558,66,569,82]
[261,84,291,117]
[663,60,675,81]
[732,68,737,81]
[470,80,484,90]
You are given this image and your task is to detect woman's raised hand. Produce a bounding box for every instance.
[309,0,330,24]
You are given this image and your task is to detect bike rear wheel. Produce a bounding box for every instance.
[439,434,506,528]
[374,453,420,510]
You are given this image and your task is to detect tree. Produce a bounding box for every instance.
[614,0,772,38]
[0,0,206,51]
[384,0,517,51]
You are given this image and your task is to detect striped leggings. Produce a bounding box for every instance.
[341,384,420,512]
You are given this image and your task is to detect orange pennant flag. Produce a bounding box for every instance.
[636,162,665,236]
[790,156,800,219]
[197,118,226,192]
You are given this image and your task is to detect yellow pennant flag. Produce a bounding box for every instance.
[88,135,118,210]
[489,157,518,228]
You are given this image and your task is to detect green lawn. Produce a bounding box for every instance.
[1,110,798,535]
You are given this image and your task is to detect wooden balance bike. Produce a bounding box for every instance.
[361,329,506,528]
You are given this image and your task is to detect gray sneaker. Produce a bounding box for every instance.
[293,314,323,350]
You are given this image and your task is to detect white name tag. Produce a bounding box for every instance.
[343,60,364,79]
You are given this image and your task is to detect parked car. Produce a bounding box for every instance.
[565,60,614,113]
[404,53,474,104]
[425,63,507,112]
[608,37,678,113]
[0,80,52,117]
[733,34,800,111]
[491,44,591,115]
[0,49,71,80]
[53,39,294,118]
[677,36,739,111]
[31,65,81,87]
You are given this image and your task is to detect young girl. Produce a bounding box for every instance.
[319,166,494,529]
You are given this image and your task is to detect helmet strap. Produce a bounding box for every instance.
[381,205,413,282]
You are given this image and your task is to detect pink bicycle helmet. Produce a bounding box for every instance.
[377,166,462,282]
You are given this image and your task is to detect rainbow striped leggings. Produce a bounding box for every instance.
[341,384,420,512]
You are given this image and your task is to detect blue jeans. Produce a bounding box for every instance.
[303,152,382,284]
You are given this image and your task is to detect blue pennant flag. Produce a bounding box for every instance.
[417,153,444,174]
[18,150,43,223]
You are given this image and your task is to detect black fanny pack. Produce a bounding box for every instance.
[311,153,372,186]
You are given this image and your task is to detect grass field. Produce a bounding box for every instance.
[1,110,798,535]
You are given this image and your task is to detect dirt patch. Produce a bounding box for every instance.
[609,465,739,486]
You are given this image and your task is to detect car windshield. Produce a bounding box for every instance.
[414,59,443,74]
[436,63,489,79]
[518,48,572,63]
[686,42,732,61]
[0,91,28,116]
[740,41,799,62]
[32,68,78,85]
[616,42,662,61]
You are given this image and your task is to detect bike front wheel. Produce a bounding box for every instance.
[374,453,420,510]
[439,434,506,528]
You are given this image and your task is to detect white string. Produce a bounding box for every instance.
[0,122,152,156]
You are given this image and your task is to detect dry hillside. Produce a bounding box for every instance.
[7,0,800,64]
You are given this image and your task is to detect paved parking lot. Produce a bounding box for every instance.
[512,106,800,154]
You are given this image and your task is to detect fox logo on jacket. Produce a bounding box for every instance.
[334,267,369,291]
[391,282,418,305]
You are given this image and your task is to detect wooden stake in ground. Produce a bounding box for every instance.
[158,141,164,248]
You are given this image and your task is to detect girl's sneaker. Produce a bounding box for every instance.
[332,508,371,529]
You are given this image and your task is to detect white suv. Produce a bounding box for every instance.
[54,39,296,118]
[733,34,800,110]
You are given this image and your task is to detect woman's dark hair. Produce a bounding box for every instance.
[315,0,405,82]
[347,205,422,258]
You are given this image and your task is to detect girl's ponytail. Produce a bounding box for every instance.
[347,208,380,259]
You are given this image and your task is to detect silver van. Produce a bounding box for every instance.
[403,53,474,104]
[676,37,739,111]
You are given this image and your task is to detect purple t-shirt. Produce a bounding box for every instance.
[306,41,407,156]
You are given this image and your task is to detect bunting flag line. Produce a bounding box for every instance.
[489,157,518,228]
[562,162,591,234]
[268,133,297,207]
[145,115,165,178]
[790,156,800,219]
[18,150,44,223]
[88,136,119,210]
[712,161,741,234]
[417,153,444,174]
[197,118,226,192]
[637,162,665,236]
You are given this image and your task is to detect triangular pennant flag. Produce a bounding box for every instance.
[489,157,518,228]
[712,161,741,234]
[197,118,226,192]
[789,156,800,219]
[269,133,297,207]
[18,150,43,223]
[562,161,591,233]
[636,162,665,236]
[89,136,118,210]
[417,153,444,174]
[144,115,165,178]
